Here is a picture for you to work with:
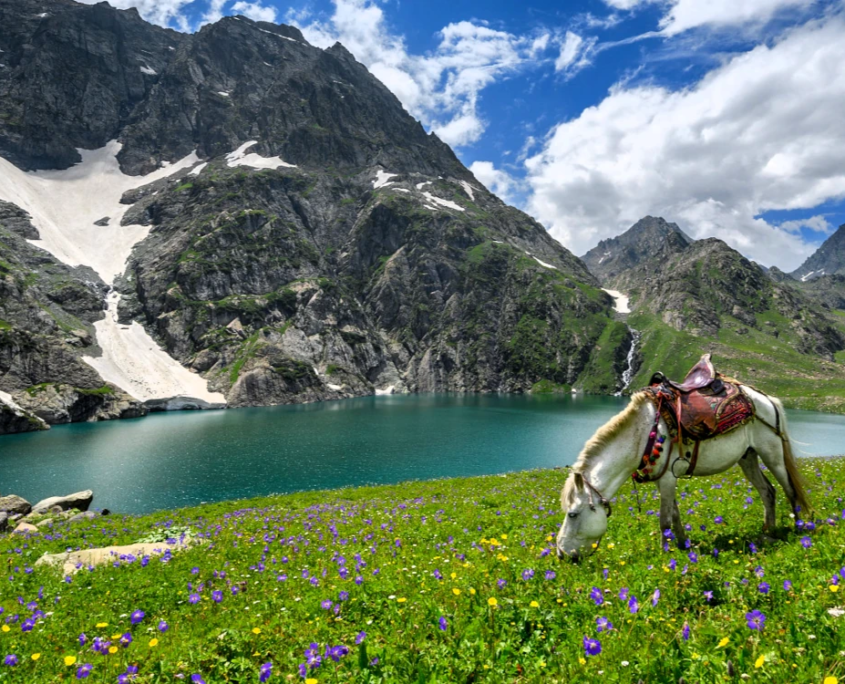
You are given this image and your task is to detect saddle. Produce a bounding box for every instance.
[637,354,755,481]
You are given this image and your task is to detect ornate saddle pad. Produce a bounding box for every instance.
[648,355,756,442]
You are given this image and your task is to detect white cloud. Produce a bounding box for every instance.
[76,0,194,30]
[469,161,519,204]
[524,16,845,270]
[231,1,277,23]
[290,1,554,148]
[778,215,834,234]
[659,0,815,36]
[554,31,598,77]
[602,0,651,9]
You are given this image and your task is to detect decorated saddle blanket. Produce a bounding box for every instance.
[649,378,756,442]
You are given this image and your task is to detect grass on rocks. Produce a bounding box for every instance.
[0,459,844,683]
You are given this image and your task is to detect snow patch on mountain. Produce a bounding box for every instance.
[0,141,199,284]
[603,289,631,314]
[373,170,397,189]
[226,141,296,170]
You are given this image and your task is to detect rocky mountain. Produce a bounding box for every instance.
[581,216,692,288]
[582,216,845,412]
[791,223,845,282]
[0,0,628,433]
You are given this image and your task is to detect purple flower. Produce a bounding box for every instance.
[688,552,698,564]
[438,616,448,631]
[497,578,507,589]
[212,590,223,603]
[618,587,629,601]
[191,676,206,684]
[79,633,88,646]
[321,600,333,610]
[583,635,602,657]
[77,663,93,679]
[800,536,812,549]
[651,589,661,607]
[130,610,145,625]
[191,567,200,575]
[188,593,200,604]
[596,616,613,633]
[682,622,690,641]
[628,596,639,613]
[703,590,713,602]
[120,633,132,647]
[338,591,349,602]
[758,582,770,595]
[355,631,367,645]
[158,620,169,632]
[714,516,724,524]
[545,570,556,581]
[589,587,604,606]
[783,580,793,591]
[433,569,443,580]
[4,655,17,666]
[21,618,34,632]
[746,609,766,631]
[521,569,534,581]
[259,662,272,683]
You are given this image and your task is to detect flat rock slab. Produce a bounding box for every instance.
[36,539,200,575]
[13,522,39,535]
[32,490,93,514]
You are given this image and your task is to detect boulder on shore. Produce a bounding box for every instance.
[13,522,38,535]
[0,495,32,516]
[0,512,8,532]
[31,490,93,515]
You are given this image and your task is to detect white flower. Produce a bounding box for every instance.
[621,661,629,666]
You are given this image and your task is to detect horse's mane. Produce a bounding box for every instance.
[561,391,652,506]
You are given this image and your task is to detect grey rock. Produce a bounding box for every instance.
[0,495,32,516]
[14,383,147,425]
[93,217,111,226]
[36,518,54,528]
[68,511,98,523]
[0,512,8,532]
[0,201,39,239]
[792,222,845,281]
[31,490,94,514]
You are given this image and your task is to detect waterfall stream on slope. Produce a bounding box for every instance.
[616,326,641,396]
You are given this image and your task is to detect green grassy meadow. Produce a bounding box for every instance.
[0,460,843,683]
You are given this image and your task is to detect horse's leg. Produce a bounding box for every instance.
[738,448,777,532]
[755,440,799,514]
[658,475,686,547]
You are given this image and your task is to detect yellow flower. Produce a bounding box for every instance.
[397,598,407,603]
[306,679,318,684]
[578,657,586,665]
[607,543,615,549]
[96,622,108,628]
[501,534,508,540]
[452,588,461,596]
[530,600,539,608]
[717,637,729,648]
[31,654,41,661]
[450,572,457,580]
[823,677,838,684]
[149,638,159,647]
[252,628,262,635]
[488,597,498,607]
[0,625,8,633]
[469,588,476,595]
[111,633,122,640]
[830,585,839,593]
[64,656,77,667]
[108,646,118,655]
[755,655,765,669]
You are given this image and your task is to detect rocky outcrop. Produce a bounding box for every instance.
[15,383,146,424]
[0,494,32,516]
[791,223,845,282]
[0,391,48,433]
[31,489,93,514]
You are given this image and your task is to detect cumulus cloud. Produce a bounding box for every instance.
[76,0,194,30]
[524,16,845,270]
[778,215,834,234]
[231,1,277,23]
[290,1,554,148]
[469,161,520,204]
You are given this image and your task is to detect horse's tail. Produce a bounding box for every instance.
[771,397,812,514]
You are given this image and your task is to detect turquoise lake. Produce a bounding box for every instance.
[1,393,843,514]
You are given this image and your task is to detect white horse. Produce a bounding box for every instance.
[556,386,810,560]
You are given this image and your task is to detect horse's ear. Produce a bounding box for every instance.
[573,472,584,490]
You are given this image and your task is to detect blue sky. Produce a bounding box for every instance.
[92,0,845,270]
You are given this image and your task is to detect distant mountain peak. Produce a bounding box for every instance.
[791,223,845,282]
[581,215,692,286]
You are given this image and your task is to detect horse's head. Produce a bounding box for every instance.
[556,471,609,562]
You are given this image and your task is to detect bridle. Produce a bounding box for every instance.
[582,477,612,518]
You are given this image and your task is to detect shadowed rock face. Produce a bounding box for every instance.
[791,223,845,282]
[0,0,627,421]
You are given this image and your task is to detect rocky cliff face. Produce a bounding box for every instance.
[791,223,845,282]
[581,216,692,288]
[0,0,625,431]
